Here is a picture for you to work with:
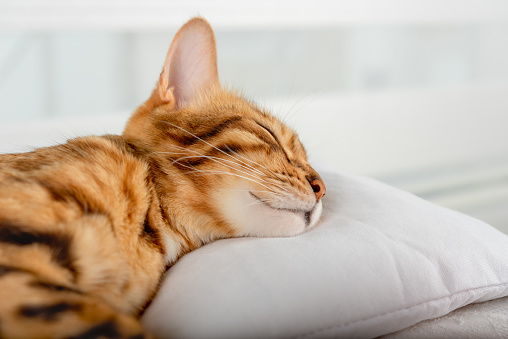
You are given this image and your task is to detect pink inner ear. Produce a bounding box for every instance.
[161,19,219,108]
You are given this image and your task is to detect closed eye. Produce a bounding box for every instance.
[254,121,278,143]
[253,120,291,163]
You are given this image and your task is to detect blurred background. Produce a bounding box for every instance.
[1,0,507,232]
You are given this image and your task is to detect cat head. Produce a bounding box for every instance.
[123,18,325,244]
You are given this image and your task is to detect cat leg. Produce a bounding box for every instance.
[0,266,151,339]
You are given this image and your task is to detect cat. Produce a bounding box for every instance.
[0,17,326,338]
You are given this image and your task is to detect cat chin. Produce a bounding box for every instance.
[307,200,323,230]
[216,185,322,238]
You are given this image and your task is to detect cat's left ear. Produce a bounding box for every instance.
[158,17,219,108]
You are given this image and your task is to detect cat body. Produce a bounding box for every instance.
[0,18,325,338]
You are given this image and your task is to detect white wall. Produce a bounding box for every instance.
[2,25,508,120]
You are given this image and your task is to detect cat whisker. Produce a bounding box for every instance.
[281,89,325,123]
[162,134,286,192]
[224,145,287,184]
[162,144,289,193]
[228,189,280,195]
[162,144,270,182]
[153,146,261,178]
[149,150,187,157]
[169,158,278,193]
[160,121,272,179]
[222,145,269,177]
[158,122,290,193]
[242,200,264,209]
[242,198,278,209]
[217,153,289,195]
[168,153,279,189]
[180,168,280,194]
[167,148,267,180]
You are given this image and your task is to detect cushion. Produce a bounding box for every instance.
[142,170,508,338]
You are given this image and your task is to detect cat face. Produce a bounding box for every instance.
[124,18,325,242]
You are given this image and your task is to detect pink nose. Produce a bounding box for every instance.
[310,178,326,202]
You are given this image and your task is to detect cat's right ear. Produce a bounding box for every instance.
[158,17,219,108]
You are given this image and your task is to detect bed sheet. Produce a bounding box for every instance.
[381,296,508,338]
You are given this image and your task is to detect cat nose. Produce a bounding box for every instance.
[310,178,326,202]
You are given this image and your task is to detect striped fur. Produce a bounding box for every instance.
[0,18,325,338]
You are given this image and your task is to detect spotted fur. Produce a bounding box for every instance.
[0,18,325,338]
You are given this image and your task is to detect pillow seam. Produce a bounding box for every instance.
[294,281,508,338]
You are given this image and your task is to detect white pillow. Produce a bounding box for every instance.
[142,170,508,338]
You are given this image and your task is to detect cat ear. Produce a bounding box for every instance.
[158,17,219,108]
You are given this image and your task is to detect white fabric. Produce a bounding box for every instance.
[142,170,508,339]
[381,296,508,338]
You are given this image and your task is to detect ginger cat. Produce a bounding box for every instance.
[0,18,325,338]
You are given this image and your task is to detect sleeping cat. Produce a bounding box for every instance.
[0,17,325,338]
